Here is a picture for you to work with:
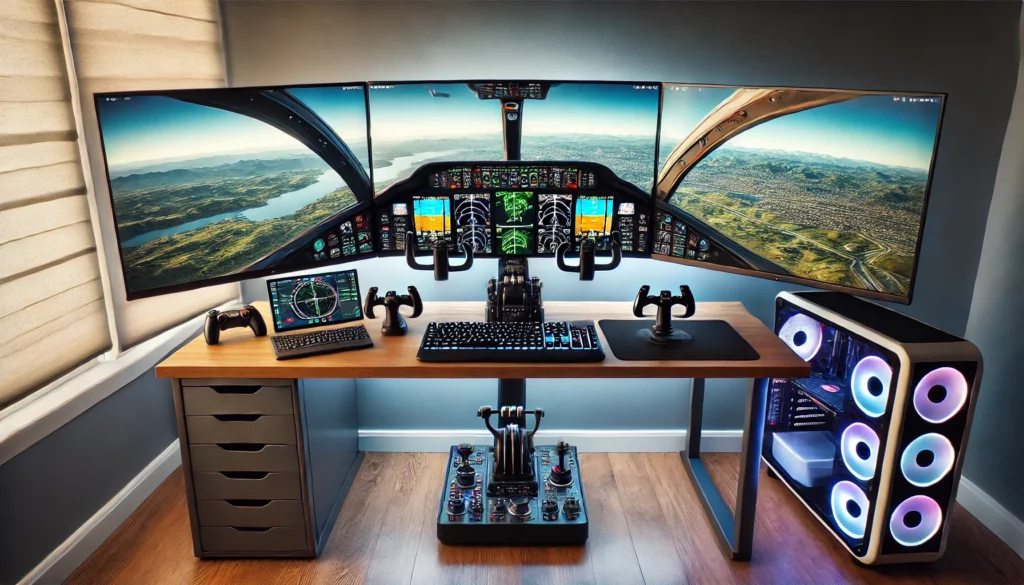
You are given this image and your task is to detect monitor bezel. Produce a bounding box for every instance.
[92,81,374,301]
[655,82,947,305]
[265,267,364,334]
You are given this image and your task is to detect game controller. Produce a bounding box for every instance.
[633,285,696,345]
[204,305,267,345]
[364,285,423,336]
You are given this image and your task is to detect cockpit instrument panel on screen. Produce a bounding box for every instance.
[375,162,651,258]
[428,165,596,190]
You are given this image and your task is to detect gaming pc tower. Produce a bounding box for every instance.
[763,291,982,565]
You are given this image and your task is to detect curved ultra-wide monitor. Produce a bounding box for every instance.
[93,80,943,303]
[656,84,944,301]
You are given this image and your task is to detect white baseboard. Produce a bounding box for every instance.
[956,476,1024,561]
[358,429,744,453]
[20,440,181,585]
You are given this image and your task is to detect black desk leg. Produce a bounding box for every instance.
[680,377,768,561]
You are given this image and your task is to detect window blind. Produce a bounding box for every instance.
[64,0,239,348]
[0,0,111,407]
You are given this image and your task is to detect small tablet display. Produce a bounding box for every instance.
[266,269,363,333]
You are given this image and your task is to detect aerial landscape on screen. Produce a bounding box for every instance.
[368,82,660,193]
[659,86,942,296]
[96,86,369,292]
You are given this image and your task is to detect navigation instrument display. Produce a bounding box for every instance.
[267,268,363,332]
[413,195,452,250]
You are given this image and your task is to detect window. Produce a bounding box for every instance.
[0,0,236,411]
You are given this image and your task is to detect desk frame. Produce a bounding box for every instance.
[682,377,768,561]
[156,301,806,562]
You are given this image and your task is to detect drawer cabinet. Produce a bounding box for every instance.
[172,377,360,559]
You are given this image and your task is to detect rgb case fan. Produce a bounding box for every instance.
[762,291,982,564]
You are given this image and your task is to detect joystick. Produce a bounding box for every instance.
[548,440,574,488]
[406,231,473,281]
[203,305,267,345]
[457,443,474,460]
[363,286,423,336]
[633,285,696,345]
[556,234,621,281]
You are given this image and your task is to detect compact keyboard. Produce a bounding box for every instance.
[417,321,605,363]
[271,324,373,360]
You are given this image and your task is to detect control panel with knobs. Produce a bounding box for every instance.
[437,438,589,545]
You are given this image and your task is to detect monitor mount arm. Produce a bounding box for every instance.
[556,233,622,281]
[633,285,696,344]
[364,286,423,336]
[405,231,474,281]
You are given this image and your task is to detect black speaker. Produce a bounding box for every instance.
[763,291,982,564]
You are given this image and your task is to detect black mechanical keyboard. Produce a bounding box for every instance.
[271,324,373,360]
[417,321,605,363]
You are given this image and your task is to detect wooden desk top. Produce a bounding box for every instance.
[155,301,809,380]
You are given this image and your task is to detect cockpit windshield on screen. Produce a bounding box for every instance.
[518,82,660,194]
[657,85,943,298]
[368,83,504,193]
[96,84,371,295]
[93,78,945,304]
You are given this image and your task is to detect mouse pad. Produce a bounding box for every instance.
[598,320,760,361]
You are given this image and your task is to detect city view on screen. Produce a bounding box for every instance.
[520,82,660,193]
[659,85,943,297]
[369,83,504,192]
[96,85,370,294]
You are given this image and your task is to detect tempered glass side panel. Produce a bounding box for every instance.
[765,299,901,556]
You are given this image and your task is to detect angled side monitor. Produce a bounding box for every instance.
[655,84,945,303]
[94,83,373,299]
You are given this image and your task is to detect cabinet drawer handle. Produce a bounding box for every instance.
[232,527,271,532]
[225,500,272,508]
[212,386,264,395]
[219,471,269,480]
[213,414,263,422]
[216,444,266,452]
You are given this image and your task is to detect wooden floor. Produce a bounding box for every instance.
[70,453,1024,585]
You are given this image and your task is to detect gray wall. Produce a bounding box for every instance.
[0,368,178,584]
[962,14,1024,522]
[224,1,1021,432]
